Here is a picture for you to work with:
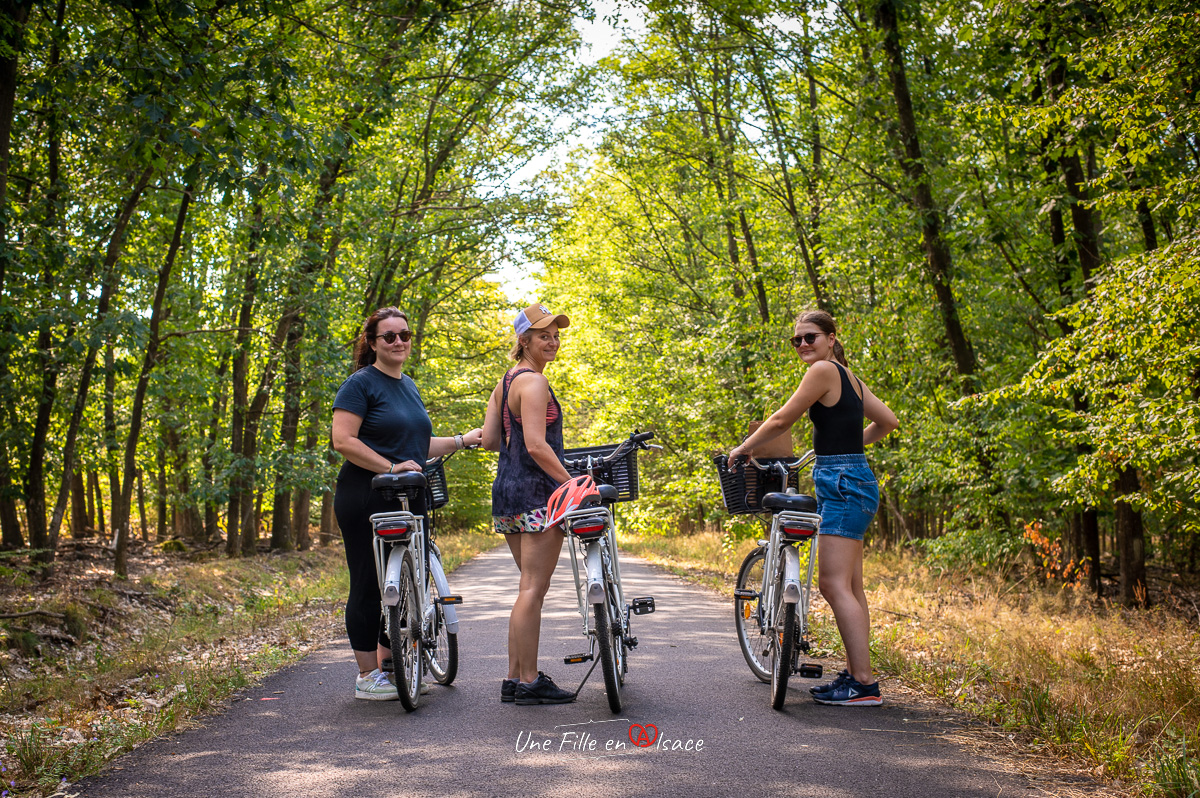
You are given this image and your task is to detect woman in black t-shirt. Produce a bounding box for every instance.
[331,307,482,701]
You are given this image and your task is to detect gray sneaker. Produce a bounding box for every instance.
[355,669,398,701]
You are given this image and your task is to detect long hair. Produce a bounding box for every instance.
[353,307,408,372]
[794,309,848,367]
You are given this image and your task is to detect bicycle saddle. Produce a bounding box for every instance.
[371,472,428,491]
[761,492,817,513]
[596,484,619,503]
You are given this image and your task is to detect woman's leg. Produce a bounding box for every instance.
[504,532,524,679]
[508,527,565,683]
[818,534,874,684]
[335,476,384,676]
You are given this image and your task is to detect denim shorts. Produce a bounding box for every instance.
[812,454,880,541]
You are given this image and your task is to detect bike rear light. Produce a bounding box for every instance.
[781,523,816,539]
[376,521,410,538]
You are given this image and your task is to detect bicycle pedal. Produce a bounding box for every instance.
[630,596,655,615]
[564,653,593,664]
[437,595,463,605]
[798,663,823,679]
[733,589,758,600]
[381,657,394,673]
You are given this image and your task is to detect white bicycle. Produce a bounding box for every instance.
[558,431,659,713]
[715,451,824,710]
[369,449,468,711]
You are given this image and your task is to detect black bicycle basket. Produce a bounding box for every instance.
[564,442,640,502]
[714,455,801,515]
[425,458,449,510]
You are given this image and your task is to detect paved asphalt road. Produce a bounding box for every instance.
[73,545,1069,798]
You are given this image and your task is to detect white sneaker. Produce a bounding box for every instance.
[354,669,398,701]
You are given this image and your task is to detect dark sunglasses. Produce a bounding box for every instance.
[789,332,826,348]
[375,330,412,344]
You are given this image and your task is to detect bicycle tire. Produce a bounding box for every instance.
[770,570,796,711]
[734,547,772,683]
[594,598,623,713]
[389,550,422,711]
[424,563,458,685]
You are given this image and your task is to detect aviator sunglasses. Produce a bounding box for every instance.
[375,329,413,344]
[789,331,826,348]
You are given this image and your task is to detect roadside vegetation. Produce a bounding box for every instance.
[0,527,498,797]
[623,529,1200,798]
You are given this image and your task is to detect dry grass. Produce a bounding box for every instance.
[619,529,1200,797]
[0,528,500,797]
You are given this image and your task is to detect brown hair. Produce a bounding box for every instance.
[794,309,848,367]
[353,307,409,371]
[508,331,533,363]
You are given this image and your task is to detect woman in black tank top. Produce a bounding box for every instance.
[481,302,576,705]
[729,310,898,707]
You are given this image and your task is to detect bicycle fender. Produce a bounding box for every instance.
[585,543,606,605]
[382,549,404,607]
[781,546,802,605]
[428,553,459,634]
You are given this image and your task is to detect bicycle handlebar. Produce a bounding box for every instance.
[562,430,657,471]
[425,443,480,468]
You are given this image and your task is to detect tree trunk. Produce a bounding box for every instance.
[89,471,106,539]
[270,320,304,551]
[155,431,167,542]
[0,1,32,552]
[202,353,231,543]
[1115,466,1147,606]
[70,469,88,539]
[874,0,977,392]
[136,468,147,542]
[319,487,335,547]
[112,179,193,575]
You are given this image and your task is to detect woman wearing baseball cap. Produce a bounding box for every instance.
[481,302,576,705]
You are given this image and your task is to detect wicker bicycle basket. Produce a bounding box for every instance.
[564,443,640,502]
[713,455,802,515]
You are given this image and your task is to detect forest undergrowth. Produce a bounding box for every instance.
[0,526,498,797]
[623,530,1200,798]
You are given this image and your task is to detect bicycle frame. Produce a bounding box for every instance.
[744,454,820,671]
[562,504,623,639]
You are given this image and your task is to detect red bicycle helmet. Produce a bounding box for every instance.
[544,476,600,530]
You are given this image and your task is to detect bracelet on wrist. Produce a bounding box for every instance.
[388,462,396,474]
[454,433,463,451]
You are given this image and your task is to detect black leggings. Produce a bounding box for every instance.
[334,464,426,652]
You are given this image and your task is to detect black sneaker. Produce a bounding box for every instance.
[813,675,882,706]
[810,669,850,695]
[501,678,518,703]
[514,672,575,705]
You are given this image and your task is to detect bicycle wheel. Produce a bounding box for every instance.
[389,549,422,711]
[423,561,458,685]
[594,597,623,713]
[735,547,772,683]
[770,566,796,711]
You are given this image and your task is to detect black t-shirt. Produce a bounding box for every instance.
[333,366,433,466]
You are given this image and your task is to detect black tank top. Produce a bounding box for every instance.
[808,363,865,455]
[491,368,565,516]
